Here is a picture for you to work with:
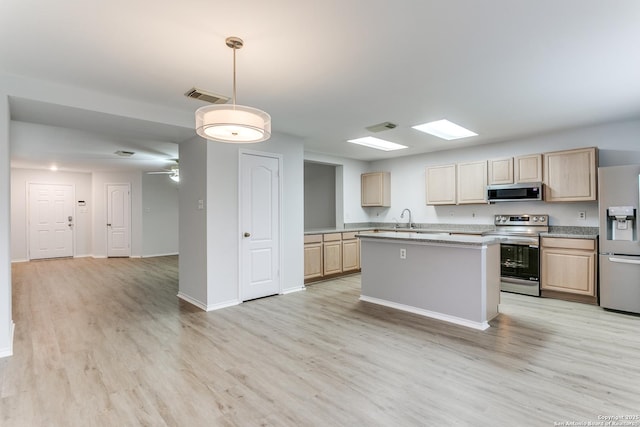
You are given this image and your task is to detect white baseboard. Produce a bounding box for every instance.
[206,299,241,312]
[11,259,28,263]
[92,255,108,259]
[73,254,92,259]
[359,295,490,331]
[142,252,179,258]
[0,322,15,358]
[177,292,207,311]
[281,286,306,295]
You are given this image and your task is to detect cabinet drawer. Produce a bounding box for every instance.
[342,232,358,240]
[542,237,595,251]
[323,233,342,242]
[304,234,323,244]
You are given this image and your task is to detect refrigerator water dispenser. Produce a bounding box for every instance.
[607,206,636,241]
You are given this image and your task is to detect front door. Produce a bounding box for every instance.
[107,183,131,257]
[28,183,74,260]
[240,152,281,301]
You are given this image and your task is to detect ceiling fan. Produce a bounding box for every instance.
[147,159,180,182]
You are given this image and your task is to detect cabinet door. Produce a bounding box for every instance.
[426,164,456,205]
[304,243,323,280]
[323,241,342,275]
[541,248,596,296]
[361,172,390,207]
[544,147,597,202]
[342,239,359,272]
[488,158,514,185]
[515,154,543,183]
[457,161,488,204]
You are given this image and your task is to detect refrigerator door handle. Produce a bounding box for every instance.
[609,256,640,265]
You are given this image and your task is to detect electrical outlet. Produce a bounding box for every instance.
[400,248,407,259]
[578,211,586,220]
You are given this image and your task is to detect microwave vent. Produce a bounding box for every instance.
[185,88,229,104]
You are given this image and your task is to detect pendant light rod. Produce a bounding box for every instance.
[226,37,244,107]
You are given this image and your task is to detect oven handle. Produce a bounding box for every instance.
[609,256,640,265]
[498,240,539,247]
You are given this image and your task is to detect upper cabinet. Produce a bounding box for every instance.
[515,154,543,183]
[488,158,514,185]
[457,161,488,204]
[426,164,456,205]
[361,172,391,207]
[544,147,597,202]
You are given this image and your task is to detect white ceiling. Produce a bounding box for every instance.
[2,0,640,171]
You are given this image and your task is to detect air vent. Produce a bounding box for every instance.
[115,150,135,157]
[366,121,398,133]
[185,87,229,104]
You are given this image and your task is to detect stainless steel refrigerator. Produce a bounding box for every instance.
[598,165,640,314]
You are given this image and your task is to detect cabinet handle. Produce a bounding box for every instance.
[609,257,640,265]
[244,232,251,237]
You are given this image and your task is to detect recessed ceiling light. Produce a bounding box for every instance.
[347,136,408,151]
[50,165,58,171]
[412,119,478,140]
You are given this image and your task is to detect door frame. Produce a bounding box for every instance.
[238,149,284,302]
[26,182,76,260]
[105,182,131,257]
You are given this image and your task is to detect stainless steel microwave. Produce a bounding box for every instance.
[487,182,543,202]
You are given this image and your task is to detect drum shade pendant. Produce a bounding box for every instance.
[195,37,271,143]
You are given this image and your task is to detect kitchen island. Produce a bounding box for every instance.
[358,232,501,330]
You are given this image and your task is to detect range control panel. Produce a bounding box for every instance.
[494,214,549,226]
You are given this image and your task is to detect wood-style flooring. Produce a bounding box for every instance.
[1,256,640,426]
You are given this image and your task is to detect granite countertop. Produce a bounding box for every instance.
[305,223,599,239]
[357,231,501,246]
[541,226,599,240]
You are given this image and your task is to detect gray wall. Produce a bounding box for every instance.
[142,173,179,257]
[0,92,12,357]
[304,161,336,229]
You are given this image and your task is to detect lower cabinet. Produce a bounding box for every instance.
[541,237,597,303]
[304,231,364,283]
[303,235,323,281]
[342,232,360,272]
[323,233,343,276]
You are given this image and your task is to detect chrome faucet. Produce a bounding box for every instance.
[400,208,413,229]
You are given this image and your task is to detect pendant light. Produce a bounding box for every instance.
[195,37,271,143]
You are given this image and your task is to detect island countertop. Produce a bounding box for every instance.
[357,231,501,246]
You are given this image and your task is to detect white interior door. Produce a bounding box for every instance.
[240,152,281,301]
[107,183,131,257]
[28,183,74,260]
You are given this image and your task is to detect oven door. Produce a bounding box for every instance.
[500,241,540,296]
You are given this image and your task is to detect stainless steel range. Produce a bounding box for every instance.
[485,214,549,296]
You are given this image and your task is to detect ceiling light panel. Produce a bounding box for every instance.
[412,119,478,140]
[348,137,408,151]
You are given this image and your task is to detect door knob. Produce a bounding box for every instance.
[244,232,251,237]
[107,223,111,227]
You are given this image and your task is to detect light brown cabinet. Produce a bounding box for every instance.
[515,154,543,183]
[544,147,597,202]
[342,232,360,272]
[488,158,514,185]
[322,233,342,275]
[361,172,390,207]
[541,237,597,303]
[303,234,323,280]
[304,231,364,283]
[457,160,488,204]
[425,164,456,205]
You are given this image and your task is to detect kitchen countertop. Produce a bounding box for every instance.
[305,224,599,239]
[541,226,599,240]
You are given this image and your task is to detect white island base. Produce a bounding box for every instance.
[359,233,501,330]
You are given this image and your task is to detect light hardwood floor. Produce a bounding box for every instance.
[1,256,640,426]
